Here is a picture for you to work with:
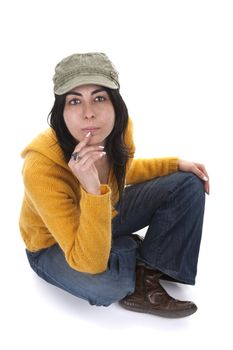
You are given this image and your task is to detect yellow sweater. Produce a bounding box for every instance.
[19,119,178,274]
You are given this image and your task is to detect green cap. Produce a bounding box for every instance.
[53,52,120,95]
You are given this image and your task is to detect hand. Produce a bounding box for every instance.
[178,159,210,194]
[68,132,106,195]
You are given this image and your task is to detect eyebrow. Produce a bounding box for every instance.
[66,88,106,97]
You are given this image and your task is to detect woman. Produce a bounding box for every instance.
[19,52,209,318]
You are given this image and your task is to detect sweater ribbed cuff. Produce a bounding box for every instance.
[80,185,112,210]
[169,157,179,173]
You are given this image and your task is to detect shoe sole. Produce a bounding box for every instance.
[119,302,198,318]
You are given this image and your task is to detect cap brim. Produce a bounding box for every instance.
[54,75,119,95]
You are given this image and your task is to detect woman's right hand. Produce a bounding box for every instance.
[68,132,106,195]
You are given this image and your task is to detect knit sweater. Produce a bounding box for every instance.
[19,119,178,274]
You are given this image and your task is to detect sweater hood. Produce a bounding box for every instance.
[21,128,68,168]
[21,118,135,169]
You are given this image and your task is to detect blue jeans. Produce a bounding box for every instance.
[26,171,205,306]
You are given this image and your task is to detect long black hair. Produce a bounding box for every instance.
[47,88,132,198]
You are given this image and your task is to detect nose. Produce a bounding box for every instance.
[83,102,95,120]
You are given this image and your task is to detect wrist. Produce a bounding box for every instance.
[85,186,101,195]
[89,189,101,195]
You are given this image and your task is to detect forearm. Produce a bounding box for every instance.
[126,157,179,185]
[65,185,112,273]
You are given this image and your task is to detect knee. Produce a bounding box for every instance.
[186,172,205,193]
[179,171,205,202]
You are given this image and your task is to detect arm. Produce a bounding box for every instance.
[21,153,112,274]
[126,157,179,185]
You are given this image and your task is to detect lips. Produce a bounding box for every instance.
[82,127,100,132]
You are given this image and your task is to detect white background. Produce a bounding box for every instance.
[1,0,233,349]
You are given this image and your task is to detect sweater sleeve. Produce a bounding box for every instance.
[126,157,179,185]
[21,154,112,274]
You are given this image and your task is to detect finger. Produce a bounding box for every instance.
[202,167,209,181]
[73,131,92,153]
[193,164,210,194]
[192,166,208,182]
[79,152,106,170]
[206,182,210,195]
[77,145,105,159]
[70,151,105,168]
[68,151,101,169]
[73,150,106,167]
[204,179,210,195]
[195,163,209,181]
[197,164,209,180]
[69,145,104,164]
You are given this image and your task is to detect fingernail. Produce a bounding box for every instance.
[203,176,208,181]
[86,132,91,137]
[98,146,104,149]
[101,152,106,157]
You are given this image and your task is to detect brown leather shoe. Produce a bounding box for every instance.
[119,265,197,318]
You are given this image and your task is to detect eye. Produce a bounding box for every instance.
[68,98,81,105]
[94,96,105,102]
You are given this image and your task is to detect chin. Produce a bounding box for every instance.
[89,136,106,146]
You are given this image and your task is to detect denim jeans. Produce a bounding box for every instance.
[26,171,205,306]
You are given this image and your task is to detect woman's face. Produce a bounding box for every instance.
[63,84,115,146]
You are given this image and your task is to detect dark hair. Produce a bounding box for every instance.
[47,88,132,199]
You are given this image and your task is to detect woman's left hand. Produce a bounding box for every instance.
[178,159,210,194]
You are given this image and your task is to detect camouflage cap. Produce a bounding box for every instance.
[53,52,120,95]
